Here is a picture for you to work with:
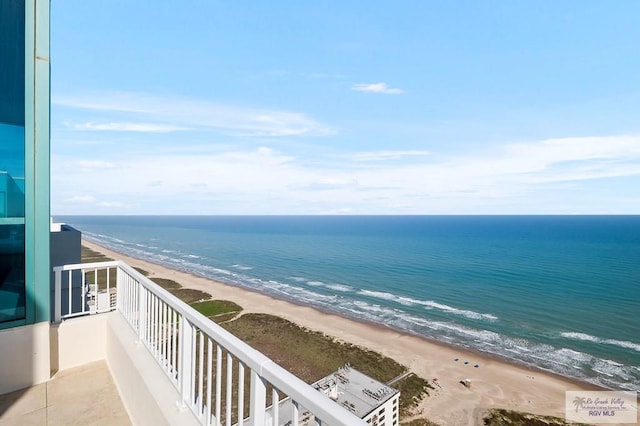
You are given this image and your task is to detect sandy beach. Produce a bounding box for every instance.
[84,240,606,425]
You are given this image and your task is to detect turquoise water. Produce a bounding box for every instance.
[57,215,640,391]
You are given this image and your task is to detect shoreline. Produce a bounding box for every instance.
[83,239,611,425]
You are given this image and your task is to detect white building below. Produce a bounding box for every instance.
[259,365,400,426]
[313,365,400,426]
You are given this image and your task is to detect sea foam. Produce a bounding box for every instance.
[561,332,640,352]
[358,290,497,321]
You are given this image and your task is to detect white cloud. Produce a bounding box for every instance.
[51,134,640,215]
[304,178,358,190]
[67,121,189,133]
[53,91,334,137]
[350,150,430,161]
[65,195,95,203]
[97,201,126,208]
[76,160,119,172]
[352,82,405,94]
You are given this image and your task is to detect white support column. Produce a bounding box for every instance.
[249,370,267,426]
[271,388,279,426]
[180,315,195,409]
[116,266,123,312]
[54,268,62,323]
[292,401,299,426]
[138,286,148,342]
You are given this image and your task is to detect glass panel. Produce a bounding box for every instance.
[0,0,26,323]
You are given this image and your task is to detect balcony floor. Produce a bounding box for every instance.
[0,360,131,426]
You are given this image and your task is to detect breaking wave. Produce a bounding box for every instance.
[561,332,640,353]
[359,290,498,321]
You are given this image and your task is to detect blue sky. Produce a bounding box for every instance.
[51,1,640,215]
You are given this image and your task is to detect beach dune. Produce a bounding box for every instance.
[83,240,607,426]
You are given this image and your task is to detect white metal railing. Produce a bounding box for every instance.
[53,261,365,426]
[53,261,119,322]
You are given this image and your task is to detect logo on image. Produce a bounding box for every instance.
[565,391,637,424]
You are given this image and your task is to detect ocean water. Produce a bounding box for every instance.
[56,215,640,391]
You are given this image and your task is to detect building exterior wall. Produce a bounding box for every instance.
[0,0,51,392]
[0,322,51,394]
[50,313,108,373]
[0,0,51,330]
[23,0,51,327]
[0,0,28,325]
[50,224,82,316]
[363,395,399,426]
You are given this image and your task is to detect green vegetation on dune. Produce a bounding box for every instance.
[148,277,210,303]
[81,246,115,290]
[483,409,593,426]
[170,288,211,304]
[149,277,181,290]
[401,419,442,426]
[221,313,404,383]
[82,245,112,263]
[133,267,149,276]
[395,374,431,417]
[220,313,432,416]
[191,300,242,317]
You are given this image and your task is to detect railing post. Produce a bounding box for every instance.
[54,268,62,323]
[249,369,267,426]
[180,315,194,409]
[116,265,124,312]
[138,285,148,342]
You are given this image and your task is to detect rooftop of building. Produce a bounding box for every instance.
[313,365,399,419]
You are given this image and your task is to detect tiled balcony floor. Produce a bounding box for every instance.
[0,360,131,426]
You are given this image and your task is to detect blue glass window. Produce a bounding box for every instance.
[0,0,26,323]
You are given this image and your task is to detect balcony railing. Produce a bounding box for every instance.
[53,261,365,426]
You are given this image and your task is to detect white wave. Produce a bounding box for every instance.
[592,368,615,378]
[555,348,591,362]
[187,254,201,259]
[289,276,307,282]
[301,281,352,292]
[352,300,394,315]
[420,300,498,321]
[358,290,497,321]
[427,321,501,342]
[561,332,640,352]
[396,313,431,327]
[255,278,339,304]
[230,264,252,270]
[359,289,397,301]
[326,283,353,292]
[590,359,633,380]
